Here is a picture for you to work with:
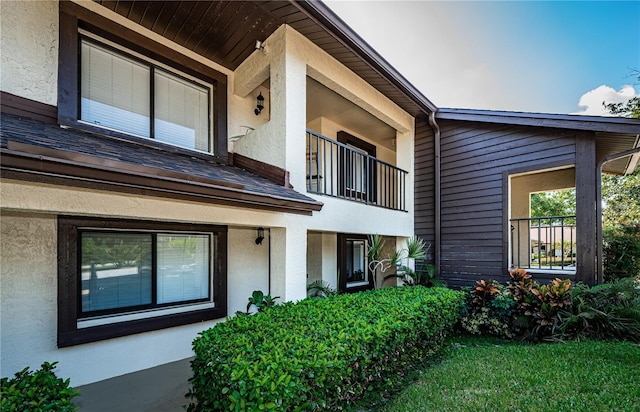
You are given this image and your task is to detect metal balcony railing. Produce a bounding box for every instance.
[306,130,408,211]
[510,216,577,272]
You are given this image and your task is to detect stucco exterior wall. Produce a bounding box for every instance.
[0,181,298,385]
[0,0,418,386]
[0,0,59,105]
[233,24,414,168]
[233,25,415,239]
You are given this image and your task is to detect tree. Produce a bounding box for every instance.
[602,69,640,119]
[602,171,640,227]
[601,70,640,279]
[530,189,576,223]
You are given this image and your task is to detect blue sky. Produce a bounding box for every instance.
[325,1,640,115]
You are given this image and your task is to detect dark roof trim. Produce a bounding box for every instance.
[1,146,323,215]
[0,91,57,124]
[229,152,291,188]
[294,0,438,114]
[437,108,640,134]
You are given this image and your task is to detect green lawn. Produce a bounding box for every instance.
[378,336,640,412]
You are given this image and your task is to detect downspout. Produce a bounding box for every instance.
[595,146,640,283]
[428,111,441,275]
[268,228,272,296]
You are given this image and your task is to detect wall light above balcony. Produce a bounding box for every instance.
[254,92,265,116]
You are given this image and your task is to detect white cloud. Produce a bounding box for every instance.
[571,85,638,116]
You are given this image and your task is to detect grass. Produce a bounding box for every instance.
[376,335,640,412]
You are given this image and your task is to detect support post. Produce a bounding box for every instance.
[575,135,597,284]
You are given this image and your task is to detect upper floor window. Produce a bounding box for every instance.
[58,5,228,162]
[80,38,211,153]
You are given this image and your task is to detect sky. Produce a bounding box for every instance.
[324,1,640,116]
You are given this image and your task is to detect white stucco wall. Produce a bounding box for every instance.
[0,182,289,385]
[0,0,59,105]
[0,0,419,387]
[233,25,415,239]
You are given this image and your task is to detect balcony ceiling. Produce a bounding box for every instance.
[307,78,397,146]
[93,0,436,118]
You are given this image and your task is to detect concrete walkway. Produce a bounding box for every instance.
[75,358,193,411]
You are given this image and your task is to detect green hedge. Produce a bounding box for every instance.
[188,286,463,411]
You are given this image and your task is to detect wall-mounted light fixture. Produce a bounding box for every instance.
[254,92,265,116]
[255,227,265,245]
[255,40,265,52]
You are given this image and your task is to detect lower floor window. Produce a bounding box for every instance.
[338,233,372,292]
[58,217,227,347]
[80,232,211,315]
[345,238,368,287]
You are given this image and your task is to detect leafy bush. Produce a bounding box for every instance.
[459,281,515,338]
[555,278,640,342]
[187,287,464,411]
[506,270,573,340]
[603,225,640,281]
[307,280,338,298]
[246,290,279,313]
[1,362,79,412]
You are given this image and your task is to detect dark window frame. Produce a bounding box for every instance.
[58,216,227,347]
[58,5,228,164]
[78,230,212,318]
[337,233,373,293]
[78,36,213,152]
[337,131,377,202]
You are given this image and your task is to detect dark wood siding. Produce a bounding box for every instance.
[416,119,580,288]
[414,117,435,260]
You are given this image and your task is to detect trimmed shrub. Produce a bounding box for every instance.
[1,362,80,412]
[187,286,464,411]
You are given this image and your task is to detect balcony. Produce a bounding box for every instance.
[510,216,577,274]
[306,130,408,211]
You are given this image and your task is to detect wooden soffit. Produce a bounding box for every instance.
[91,0,436,117]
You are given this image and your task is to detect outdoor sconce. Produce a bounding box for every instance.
[255,227,265,245]
[254,92,265,116]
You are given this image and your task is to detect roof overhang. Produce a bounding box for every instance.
[90,0,436,117]
[437,108,640,135]
[437,108,640,175]
[1,142,323,215]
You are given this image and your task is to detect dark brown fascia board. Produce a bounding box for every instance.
[0,92,57,124]
[7,141,244,189]
[293,0,438,115]
[0,148,323,215]
[437,108,640,135]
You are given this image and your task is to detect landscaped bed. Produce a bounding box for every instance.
[187,286,464,411]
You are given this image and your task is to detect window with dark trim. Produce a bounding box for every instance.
[337,131,377,202]
[58,4,228,163]
[80,37,212,153]
[58,217,227,347]
[337,233,373,293]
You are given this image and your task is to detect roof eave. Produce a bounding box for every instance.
[294,0,438,115]
[0,149,324,215]
[437,108,640,135]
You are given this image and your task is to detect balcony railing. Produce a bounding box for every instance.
[306,130,408,211]
[510,216,577,273]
